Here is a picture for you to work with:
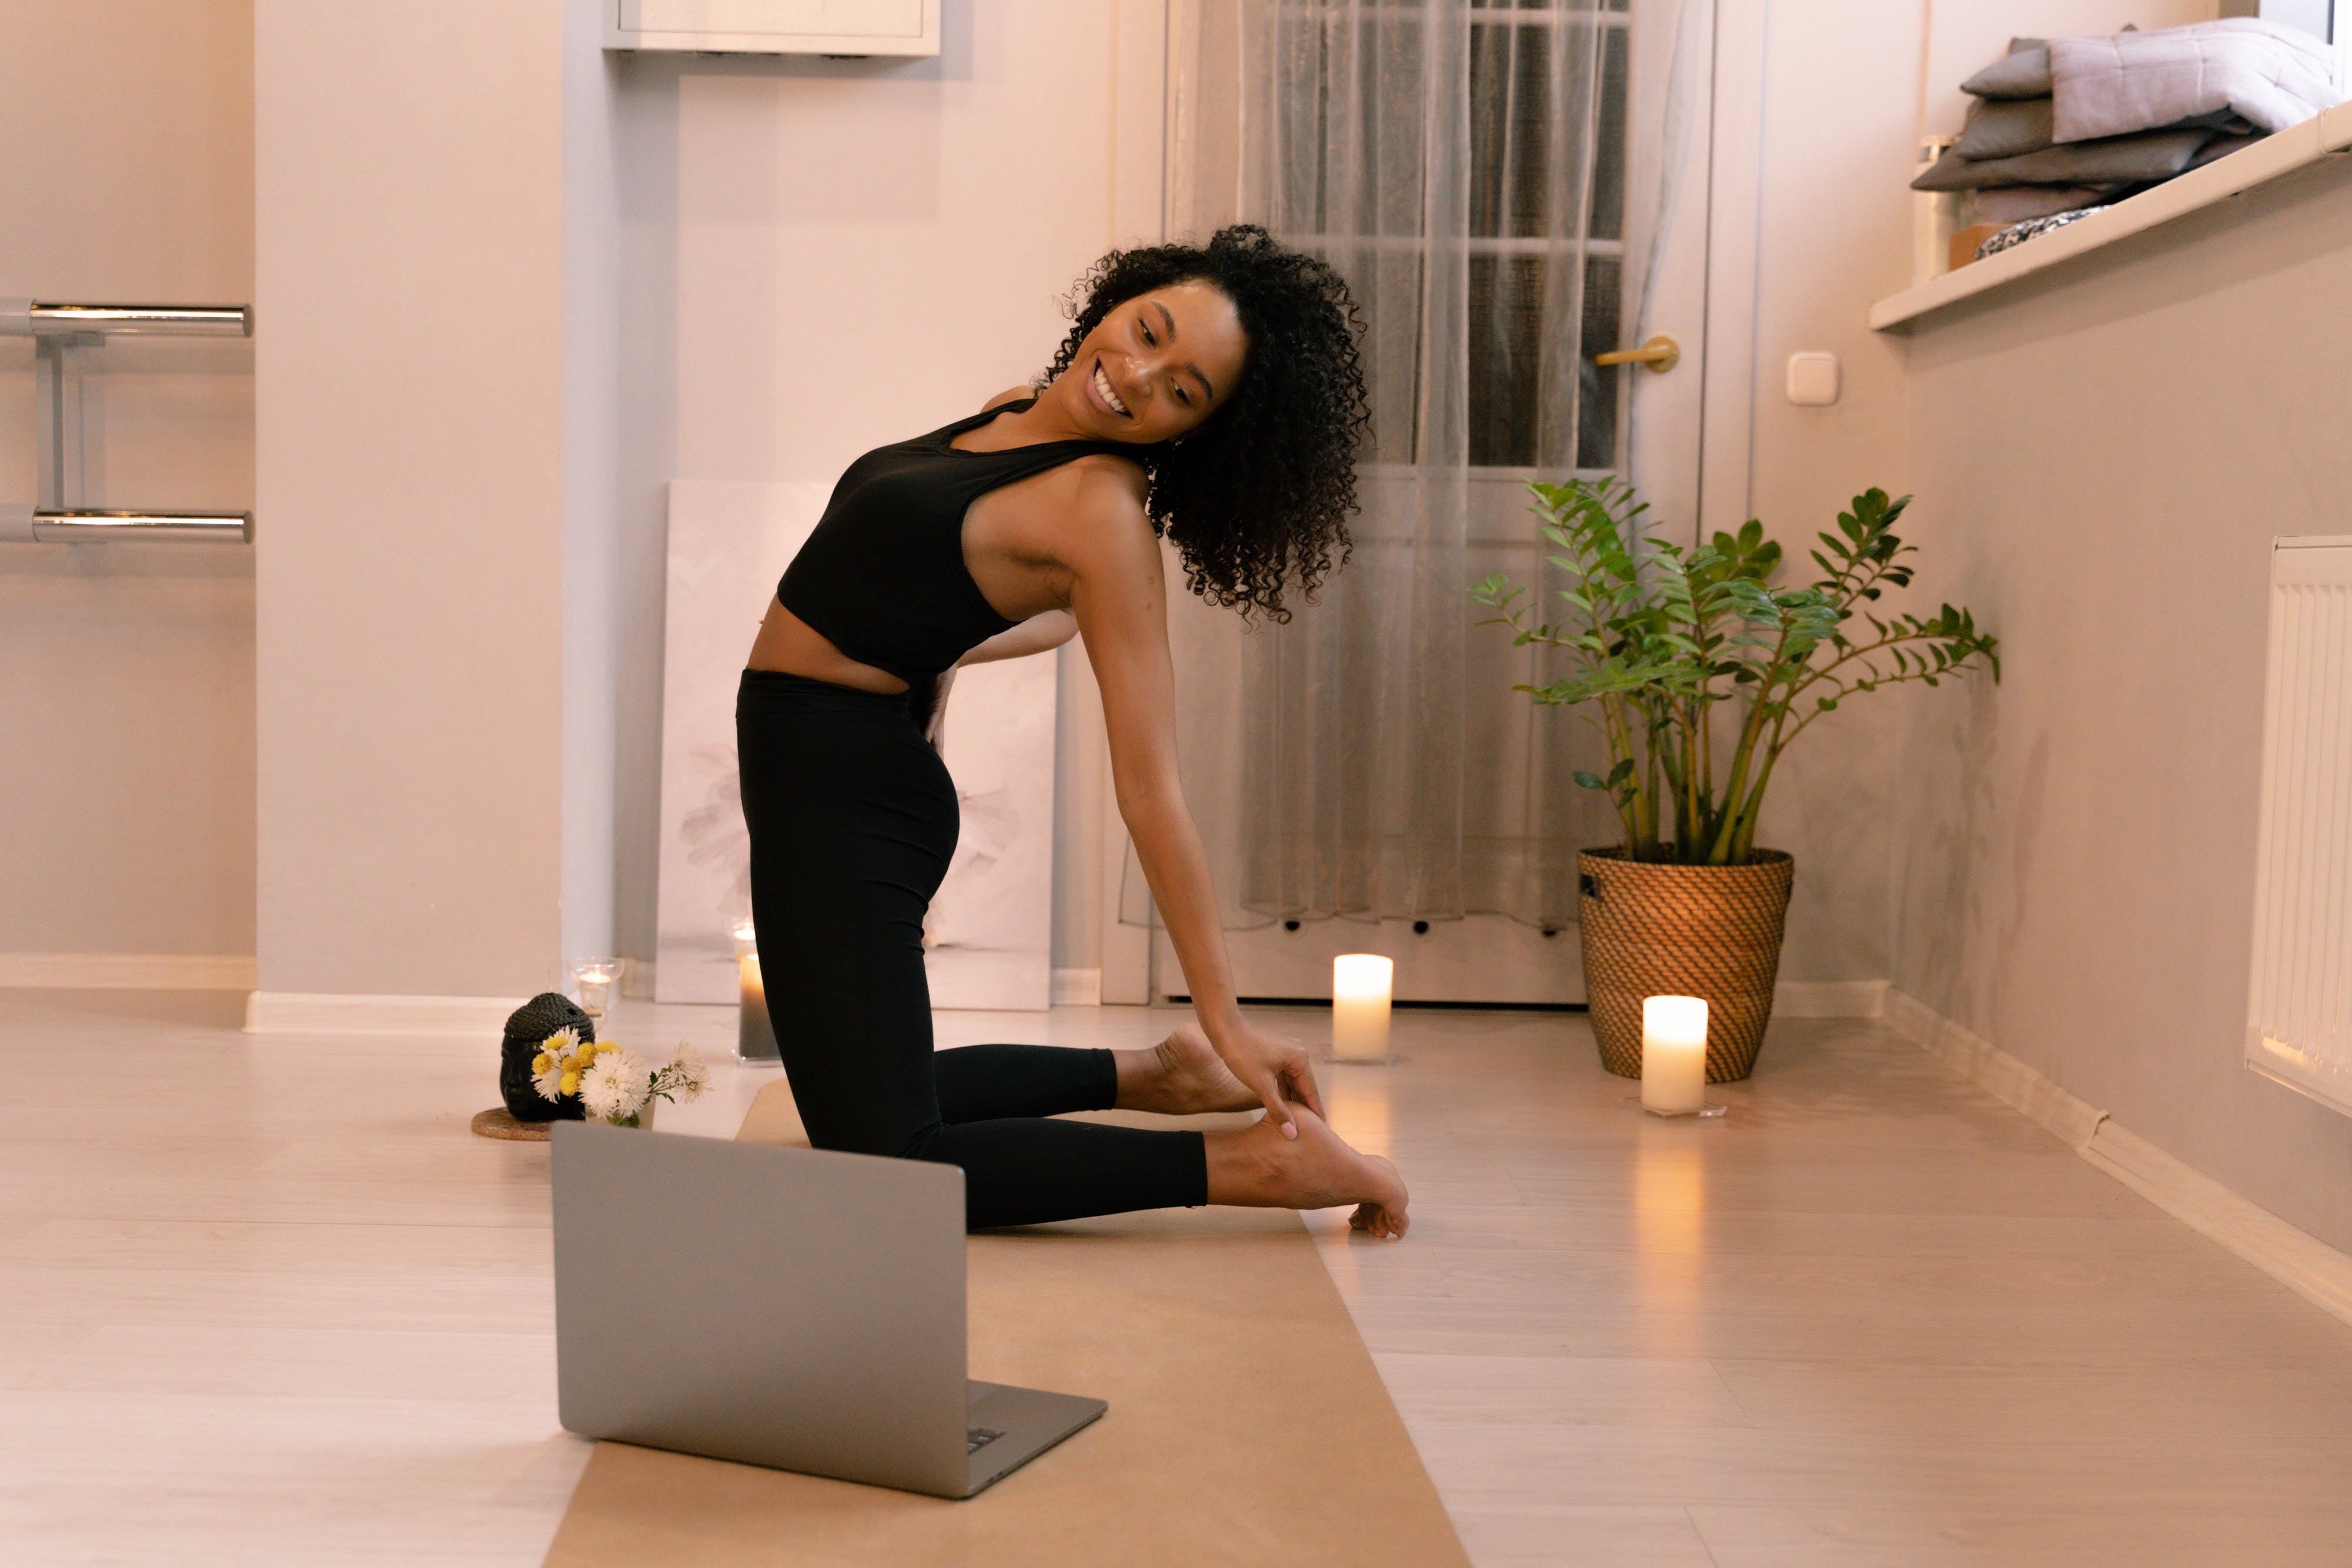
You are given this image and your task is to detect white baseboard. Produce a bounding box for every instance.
[1883,989,2107,1148]
[2078,1120,2352,1327]
[0,952,256,990]
[1773,978,1889,1018]
[243,991,527,1037]
[1051,967,1104,1008]
[1885,987,2352,1329]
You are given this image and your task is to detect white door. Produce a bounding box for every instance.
[1128,0,1754,1006]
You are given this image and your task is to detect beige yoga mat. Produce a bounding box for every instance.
[543,1083,1467,1567]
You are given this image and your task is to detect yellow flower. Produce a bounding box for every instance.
[579,1042,602,1061]
[559,1071,580,1096]
[532,1052,554,1074]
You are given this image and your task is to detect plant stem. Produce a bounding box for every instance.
[1728,744,1780,862]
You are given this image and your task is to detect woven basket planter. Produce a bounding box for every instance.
[1577,847,1795,1083]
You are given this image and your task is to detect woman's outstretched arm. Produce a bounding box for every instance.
[1061,466,1324,1136]
[921,612,1076,745]
[957,610,1075,666]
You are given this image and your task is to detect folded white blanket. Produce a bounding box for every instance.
[2051,18,2341,143]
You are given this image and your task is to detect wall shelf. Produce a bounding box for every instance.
[1872,101,2352,334]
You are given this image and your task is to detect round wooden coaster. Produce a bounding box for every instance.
[471,1106,553,1142]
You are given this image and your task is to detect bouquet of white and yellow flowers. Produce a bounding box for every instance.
[532,1028,709,1128]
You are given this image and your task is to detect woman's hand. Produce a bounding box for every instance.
[1205,1014,1324,1138]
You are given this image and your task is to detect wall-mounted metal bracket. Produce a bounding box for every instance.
[1,299,254,541]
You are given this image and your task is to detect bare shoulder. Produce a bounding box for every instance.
[981,383,1038,412]
[1054,453,1162,601]
[981,446,1153,584]
[1063,452,1152,526]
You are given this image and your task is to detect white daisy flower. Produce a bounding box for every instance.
[656,1044,710,1104]
[582,1049,651,1121]
[544,1026,581,1055]
[533,1061,566,1102]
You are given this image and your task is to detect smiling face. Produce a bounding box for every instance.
[1050,279,1249,445]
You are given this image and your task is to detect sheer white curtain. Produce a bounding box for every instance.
[1151,0,1694,934]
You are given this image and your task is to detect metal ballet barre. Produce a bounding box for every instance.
[0,299,254,544]
[4,509,252,543]
[6,302,249,337]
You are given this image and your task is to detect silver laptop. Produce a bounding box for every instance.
[552,1121,1105,1499]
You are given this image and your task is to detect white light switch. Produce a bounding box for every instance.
[1785,352,1840,406]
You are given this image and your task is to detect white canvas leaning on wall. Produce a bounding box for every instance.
[654,479,1057,1012]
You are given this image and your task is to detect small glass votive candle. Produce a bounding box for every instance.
[566,957,620,1021]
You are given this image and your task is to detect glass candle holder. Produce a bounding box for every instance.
[566,957,620,1021]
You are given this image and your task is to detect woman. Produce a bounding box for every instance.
[739,226,1407,1238]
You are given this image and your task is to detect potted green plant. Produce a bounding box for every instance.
[1473,479,1997,1082]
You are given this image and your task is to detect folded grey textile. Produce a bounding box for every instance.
[1912,126,2216,190]
[1975,206,2109,263]
[1963,38,2051,100]
[1970,183,2121,225]
[2189,129,2268,168]
[1956,95,2055,160]
[2051,19,2341,142]
[1955,101,2254,162]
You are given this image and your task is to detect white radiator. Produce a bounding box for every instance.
[2247,536,2352,1115]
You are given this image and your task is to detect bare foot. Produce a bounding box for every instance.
[1114,1022,1261,1116]
[1206,1105,1411,1239]
[1348,1157,1408,1241]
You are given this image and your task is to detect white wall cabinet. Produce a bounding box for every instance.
[606,0,938,56]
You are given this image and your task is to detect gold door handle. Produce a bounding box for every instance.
[1593,334,1680,373]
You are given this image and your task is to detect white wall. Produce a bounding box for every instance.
[606,0,1138,975]
[1733,0,2352,1253]
[253,1,571,998]
[1889,153,2352,1253]
[566,2,627,965]
[0,2,256,959]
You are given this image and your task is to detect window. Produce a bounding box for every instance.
[1274,0,1633,473]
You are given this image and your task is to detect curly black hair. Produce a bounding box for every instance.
[1041,225,1369,622]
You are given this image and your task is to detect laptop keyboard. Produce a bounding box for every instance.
[965,1426,1005,1455]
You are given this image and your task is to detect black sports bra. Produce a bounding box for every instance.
[776,399,1130,684]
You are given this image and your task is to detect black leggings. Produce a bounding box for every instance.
[736,669,1208,1229]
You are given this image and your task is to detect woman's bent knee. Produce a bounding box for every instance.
[803,1119,946,1165]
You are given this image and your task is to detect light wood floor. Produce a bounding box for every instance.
[6,989,2352,1565]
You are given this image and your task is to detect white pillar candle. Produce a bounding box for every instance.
[739,954,778,1061]
[734,920,777,1062]
[1332,954,1394,1062]
[1641,995,1709,1114]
